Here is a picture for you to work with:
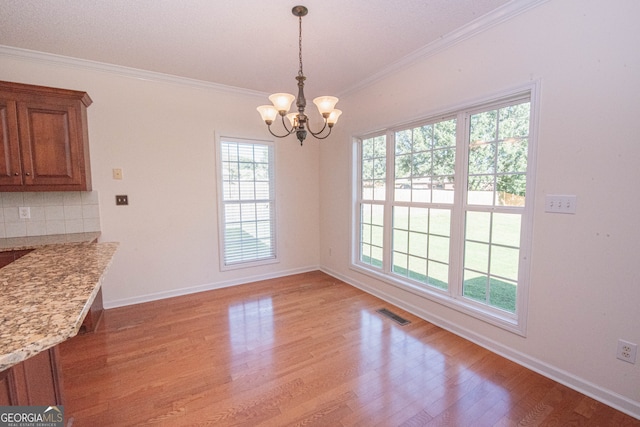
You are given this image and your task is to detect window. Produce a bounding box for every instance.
[463,102,530,313]
[393,119,456,290]
[354,88,536,334]
[360,135,386,269]
[218,137,276,269]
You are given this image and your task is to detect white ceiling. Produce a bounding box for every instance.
[0,0,539,97]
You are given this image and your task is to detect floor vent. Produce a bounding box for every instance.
[376,308,411,326]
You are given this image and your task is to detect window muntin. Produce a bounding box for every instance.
[391,117,456,290]
[462,212,522,312]
[361,135,387,201]
[359,135,387,269]
[463,100,530,313]
[394,119,457,204]
[467,102,530,207]
[392,206,451,290]
[353,91,535,332]
[360,203,384,268]
[219,139,276,267]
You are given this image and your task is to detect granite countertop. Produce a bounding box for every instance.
[0,239,118,371]
[0,231,102,251]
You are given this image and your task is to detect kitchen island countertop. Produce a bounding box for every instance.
[0,238,118,371]
[0,231,102,252]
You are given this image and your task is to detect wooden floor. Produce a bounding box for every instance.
[59,271,639,426]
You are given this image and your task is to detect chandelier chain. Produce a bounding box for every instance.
[298,16,303,77]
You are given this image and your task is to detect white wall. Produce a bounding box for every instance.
[0,53,321,307]
[320,0,640,418]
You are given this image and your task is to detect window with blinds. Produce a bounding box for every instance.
[218,138,276,268]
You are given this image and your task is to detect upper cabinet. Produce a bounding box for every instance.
[0,81,92,191]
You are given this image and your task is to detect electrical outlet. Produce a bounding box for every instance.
[115,195,129,206]
[18,207,31,219]
[616,339,637,364]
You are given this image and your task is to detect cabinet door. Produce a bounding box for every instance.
[10,347,64,406]
[0,98,23,185]
[0,369,18,405]
[17,100,84,188]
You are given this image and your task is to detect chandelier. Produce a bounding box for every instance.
[257,5,342,145]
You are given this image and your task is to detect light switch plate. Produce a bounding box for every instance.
[545,195,576,214]
[113,168,123,180]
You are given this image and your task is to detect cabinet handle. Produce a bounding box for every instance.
[14,172,19,176]
[25,172,30,176]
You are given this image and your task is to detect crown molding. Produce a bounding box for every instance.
[1,0,548,100]
[0,45,268,98]
[339,0,550,97]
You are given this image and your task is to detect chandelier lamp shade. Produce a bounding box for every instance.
[257,5,342,145]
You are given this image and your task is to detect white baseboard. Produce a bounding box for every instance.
[103,265,319,309]
[320,266,640,420]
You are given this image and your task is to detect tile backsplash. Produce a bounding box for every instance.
[0,191,101,238]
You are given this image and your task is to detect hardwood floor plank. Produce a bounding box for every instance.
[58,271,640,426]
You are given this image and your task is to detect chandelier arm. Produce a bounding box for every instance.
[280,114,295,133]
[267,123,295,139]
[306,119,329,137]
[309,126,333,140]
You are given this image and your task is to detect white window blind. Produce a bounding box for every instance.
[219,138,276,267]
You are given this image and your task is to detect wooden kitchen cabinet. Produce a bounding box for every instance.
[0,347,64,406]
[0,80,92,191]
[79,287,104,334]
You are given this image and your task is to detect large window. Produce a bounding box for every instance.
[354,88,536,333]
[218,138,276,269]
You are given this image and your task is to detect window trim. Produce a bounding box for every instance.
[351,82,539,335]
[216,135,278,271]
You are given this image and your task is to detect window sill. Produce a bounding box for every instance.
[220,257,279,272]
[350,262,526,336]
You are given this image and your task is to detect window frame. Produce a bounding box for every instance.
[351,83,539,335]
[216,136,278,271]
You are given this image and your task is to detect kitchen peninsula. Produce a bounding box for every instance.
[0,233,118,405]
